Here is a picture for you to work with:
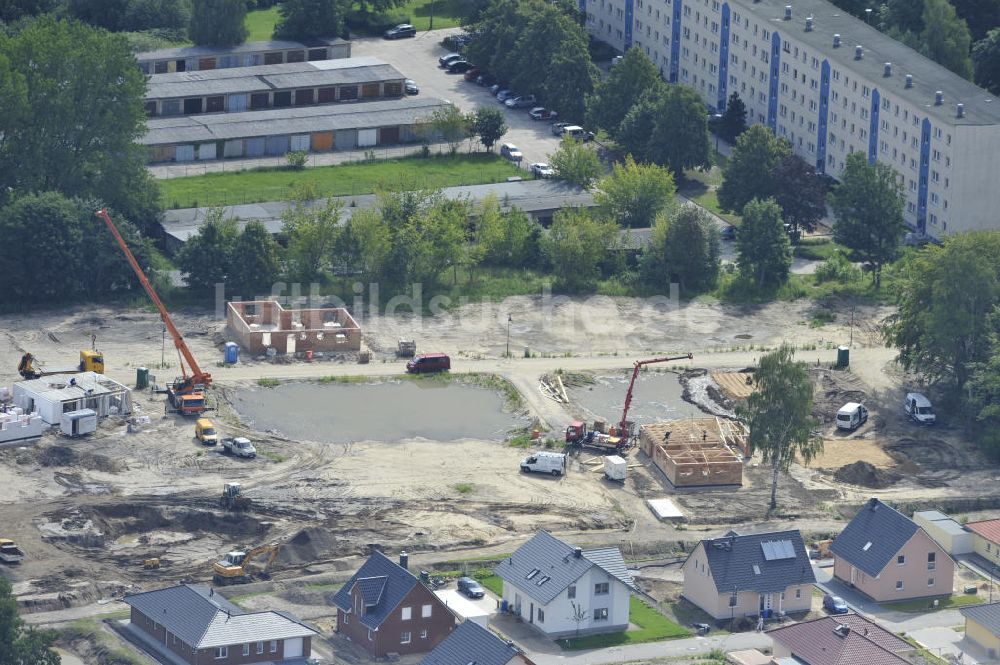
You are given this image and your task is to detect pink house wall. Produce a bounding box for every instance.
[833,529,953,602]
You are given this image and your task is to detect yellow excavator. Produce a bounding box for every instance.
[212,543,280,586]
[18,350,105,380]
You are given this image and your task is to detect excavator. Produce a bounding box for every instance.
[18,350,104,380]
[212,543,280,585]
[95,209,211,416]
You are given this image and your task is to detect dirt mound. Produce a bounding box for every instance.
[834,461,900,489]
[278,527,339,566]
[35,445,124,473]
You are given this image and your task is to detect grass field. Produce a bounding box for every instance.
[557,597,690,649]
[245,6,280,42]
[399,0,465,30]
[882,594,985,613]
[159,154,524,208]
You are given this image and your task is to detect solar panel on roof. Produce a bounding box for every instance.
[761,540,796,560]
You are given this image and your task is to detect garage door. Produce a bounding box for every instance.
[357,129,377,147]
[197,143,217,160]
[174,145,195,162]
[223,140,244,158]
[290,135,310,152]
[311,132,334,152]
[283,638,303,657]
[245,138,266,157]
[378,127,400,145]
[227,93,248,112]
[266,135,290,155]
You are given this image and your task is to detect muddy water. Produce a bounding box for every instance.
[232,380,521,443]
[569,372,704,425]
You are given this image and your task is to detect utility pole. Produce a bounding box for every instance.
[161,325,166,367]
[850,304,856,347]
[429,0,434,30]
[506,314,512,358]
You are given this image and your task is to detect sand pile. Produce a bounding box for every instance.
[834,461,900,489]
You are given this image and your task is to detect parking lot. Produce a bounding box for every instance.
[351,28,566,168]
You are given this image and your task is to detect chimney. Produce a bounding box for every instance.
[833,624,851,637]
[855,45,863,60]
[869,497,879,510]
[884,63,892,77]
[399,551,408,570]
[935,91,943,105]
[905,74,914,88]
[784,5,791,20]
[805,16,813,31]
[957,103,965,118]
[833,34,841,48]
[573,547,583,558]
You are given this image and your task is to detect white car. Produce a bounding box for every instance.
[530,162,554,178]
[222,437,257,458]
[500,143,523,162]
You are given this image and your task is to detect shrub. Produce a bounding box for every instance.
[286,150,308,170]
[814,251,862,284]
[345,10,410,35]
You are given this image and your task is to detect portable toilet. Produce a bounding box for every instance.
[224,342,239,364]
[61,409,97,437]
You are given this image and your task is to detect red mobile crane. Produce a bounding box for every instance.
[96,208,212,416]
[617,353,693,439]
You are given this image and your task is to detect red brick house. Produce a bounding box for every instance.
[331,551,456,657]
[122,584,317,665]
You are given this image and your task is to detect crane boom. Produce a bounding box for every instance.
[618,353,693,435]
[95,208,211,391]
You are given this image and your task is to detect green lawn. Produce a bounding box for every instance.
[557,597,690,650]
[159,154,524,209]
[882,595,985,613]
[245,6,280,42]
[399,0,465,30]
[475,573,504,596]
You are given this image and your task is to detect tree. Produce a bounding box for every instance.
[469,105,508,152]
[718,92,748,143]
[771,154,829,235]
[586,47,664,134]
[663,206,720,293]
[275,0,346,40]
[339,207,391,283]
[0,0,58,22]
[594,155,676,229]
[829,152,905,287]
[124,0,192,33]
[619,84,711,182]
[282,198,344,283]
[0,16,158,226]
[918,0,974,79]
[229,221,283,296]
[189,0,247,46]
[736,198,792,289]
[475,194,536,266]
[549,137,602,189]
[0,577,59,665]
[737,344,821,511]
[427,104,470,154]
[405,199,469,285]
[974,28,1000,94]
[952,0,1000,41]
[543,208,616,292]
[883,232,1000,395]
[717,125,791,214]
[176,208,239,292]
[540,37,598,123]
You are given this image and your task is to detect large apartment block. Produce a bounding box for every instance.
[582,0,1000,238]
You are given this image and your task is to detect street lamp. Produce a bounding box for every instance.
[506,314,512,358]
[429,0,435,30]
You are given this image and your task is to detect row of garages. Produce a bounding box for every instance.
[142,97,448,163]
[136,37,351,75]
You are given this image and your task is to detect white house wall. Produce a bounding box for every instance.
[502,567,630,638]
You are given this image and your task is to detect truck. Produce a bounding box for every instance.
[18,350,104,380]
[0,539,25,564]
[905,393,936,424]
[195,418,219,445]
[520,451,566,476]
[565,420,626,453]
[222,437,256,458]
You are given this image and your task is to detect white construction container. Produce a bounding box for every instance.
[604,455,627,482]
[61,409,97,437]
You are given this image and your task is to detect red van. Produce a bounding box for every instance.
[406,353,451,373]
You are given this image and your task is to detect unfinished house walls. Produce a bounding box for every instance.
[227,301,361,355]
[639,419,743,488]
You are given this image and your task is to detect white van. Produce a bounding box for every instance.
[905,393,936,424]
[520,451,566,476]
[836,402,868,431]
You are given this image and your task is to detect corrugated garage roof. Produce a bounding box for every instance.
[136,37,348,62]
[141,97,448,145]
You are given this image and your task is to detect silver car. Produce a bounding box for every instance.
[530,162,554,178]
[500,143,523,162]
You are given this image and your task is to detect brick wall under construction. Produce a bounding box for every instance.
[639,419,743,488]
[227,300,361,355]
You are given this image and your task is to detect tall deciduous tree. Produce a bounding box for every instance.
[229,221,283,296]
[0,577,59,665]
[594,155,676,228]
[176,208,239,292]
[540,37,598,123]
[968,319,1000,457]
[475,194,536,266]
[736,198,792,289]
[469,105,508,152]
[737,344,821,511]
[549,137,602,188]
[275,0,346,40]
[717,125,791,213]
[718,92,748,143]
[189,0,247,46]
[544,208,616,292]
[643,206,719,293]
[829,152,905,287]
[952,0,1000,41]
[339,207,390,283]
[427,104,470,154]
[282,198,344,283]
[0,16,158,225]
[586,47,664,135]
[771,154,829,235]
[973,28,1000,94]
[619,85,711,181]
[918,0,974,79]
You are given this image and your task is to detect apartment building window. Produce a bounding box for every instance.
[257,642,264,655]
[908,202,916,213]
[420,630,428,639]
[931,193,939,205]
[402,607,412,621]
[594,608,609,620]
[910,180,917,192]
[401,632,412,645]
[896,581,905,590]
[214,647,228,659]
[422,604,432,618]
[928,552,937,570]
[932,171,940,183]
[243,645,250,656]
[928,578,936,586]
[595,582,610,595]
[537,609,545,623]
[883,98,890,110]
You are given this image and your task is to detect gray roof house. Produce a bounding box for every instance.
[330,551,455,657]
[961,603,1000,658]
[681,530,816,620]
[418,620,531,665]
[493,531,635,639]
[122,583,317,664]
[829,498,955,602]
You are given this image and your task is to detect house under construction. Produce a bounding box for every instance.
[639,418,747,488]
[12,373,132,425]
[226,300,362,355]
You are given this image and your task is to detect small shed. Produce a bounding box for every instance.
[913,510,974,555]
[12,373,131,425]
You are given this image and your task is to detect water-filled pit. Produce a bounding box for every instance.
[231,379,523,443]
[569,371,703,425]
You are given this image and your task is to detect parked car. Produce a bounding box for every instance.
[500,143,523,162]
[447,60,474,73]
[195,418,218,446]
[521,451,566,476]
[406,353,451,373]
[404,79,419,95]
[551,121,570,136]
[457,577,486,599]
[836,402,869,431]
[505,94,537,109]
[490,83,503,95]
[561,125,595,141]
[823,594,849,614]
[384,24,416,39]
[721,225,737,240]
[222,436,256,458]
[463,67,481,81]
[496,89,516,102]
[529,107,557,120]
[476,73,496,86]
[439,52,462,67]
[530,162,554,178]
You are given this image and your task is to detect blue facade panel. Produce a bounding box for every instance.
[717,3,731,110]
[918,118,931,233]
[624,0,634,49]
[245,137,266,157]
[670,0,682,83]
[767,33,781,131]
[816,60,830,173]
[868,89,880,164]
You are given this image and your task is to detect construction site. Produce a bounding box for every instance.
[1,240,998,662]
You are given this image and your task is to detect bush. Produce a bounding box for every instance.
[814,252,862,284]
[286,150,308,170]
[345,10,410,35]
